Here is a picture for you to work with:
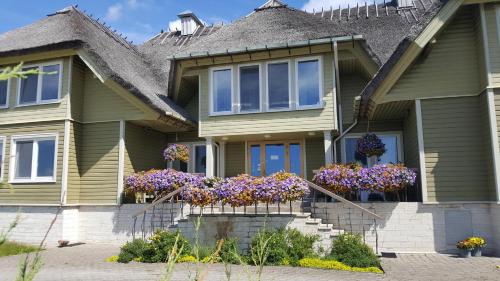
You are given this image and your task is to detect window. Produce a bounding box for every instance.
[0,70,8,108]
[342,133,403,166]
[267,61,290,110]
[296,58,321,108]
[211,68,232,113]
[248,141,303,177]
[194,145,207,174]
[239,65,260,112]
[0,137,4,181]
[10,135,57,183]
[17,62,62,106]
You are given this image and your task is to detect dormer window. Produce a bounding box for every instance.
[17,61,62,106]
[178,10,203,36]
[397,0,414,8]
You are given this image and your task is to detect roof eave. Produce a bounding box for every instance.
[167,35,364,60]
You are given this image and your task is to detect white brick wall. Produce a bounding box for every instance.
[1,203,500,254]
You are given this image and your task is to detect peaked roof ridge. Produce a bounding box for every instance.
[256,0,287,11]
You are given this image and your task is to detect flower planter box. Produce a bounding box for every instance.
[458,249,472,258]
[472,247,482,257]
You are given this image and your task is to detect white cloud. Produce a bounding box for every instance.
[105,3,123,21]
[122,31,155,44]
[126,0,138,9]
[169,19,182,31]
[302,0,383,11]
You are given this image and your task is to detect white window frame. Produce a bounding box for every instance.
[0,136,5,181]
[0,69,9,109]
[209,66,234,115]
[16,60,63,107]
[9,133,59,184]
[341,131,404,164]
[265,59,292,112]
[237,63,263,113]
[295,56,324,110]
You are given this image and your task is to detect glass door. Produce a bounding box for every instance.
[248,141,303,177]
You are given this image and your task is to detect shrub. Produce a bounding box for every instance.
[327,234,380,268]
[117,230,191,263]
[177,255,197,263]
[144,230,192,263]
[298,258,383,274]
[249,228,319,266]
[118,239,148,263]
[218,238,242,264]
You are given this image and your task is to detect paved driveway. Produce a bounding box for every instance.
[0,244,499,281]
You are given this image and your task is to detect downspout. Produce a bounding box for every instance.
[334,41,343,135]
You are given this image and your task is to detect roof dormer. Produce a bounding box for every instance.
[178,10,203,36]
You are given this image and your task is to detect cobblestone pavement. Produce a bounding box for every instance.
[0,244,499,281]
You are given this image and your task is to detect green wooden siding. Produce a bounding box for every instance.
[78,67,146,123]
[403,104,419,169]
[124,122,166,176]
[421,96,494,202]
[384,6,481,102]
[67,121,81,204]
[225,142,245,177]
[305,138,324,180]
[199,53,336,137]
[78,122,119,204]
[0,58,71,125]
[485,4,500,87]
[70,57,86,122]
[0,121,64,204]
[340,74,368,125]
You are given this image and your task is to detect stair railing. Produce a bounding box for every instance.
[306,180,383,254]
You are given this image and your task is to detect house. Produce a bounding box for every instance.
[1,0,500,254]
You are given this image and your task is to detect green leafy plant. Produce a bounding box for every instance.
[0,242,38,257]
[117,239,149,263]
[217,237,241,264]
[159,233,185,281]
[298,258,383,274]
[327,233,380,268]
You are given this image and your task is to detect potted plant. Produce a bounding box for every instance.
[468,237,486,257]
[456,239,474,258]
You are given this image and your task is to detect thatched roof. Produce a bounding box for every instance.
[0,0,449,122]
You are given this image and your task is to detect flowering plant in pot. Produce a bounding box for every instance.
[313,164,361,194]
[468,237,486,257]
[356,133,386,158]
[163,144,190,163]
[456,239,475,258]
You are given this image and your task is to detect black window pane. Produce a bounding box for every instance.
[41,65,60,101]
[0,80,7,106]
[19,67,38,104]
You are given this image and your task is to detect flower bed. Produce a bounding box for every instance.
[313,164,417,195]
[125,171,309,207]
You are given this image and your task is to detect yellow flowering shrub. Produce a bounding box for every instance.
[298,258,383,274]
[105,256,119,262]
[177,255,197,263]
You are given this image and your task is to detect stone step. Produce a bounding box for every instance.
[305,218,322,225]
[317,224,334,231]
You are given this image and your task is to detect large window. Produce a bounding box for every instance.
[10,135,57,183]
[172,143,207,175]
[211,68,232,113]
[342,133,403,166]
[0,71,8,108]
[239,65,261,112]
[248,141,303,177]
[209,56,323,116]
[17,62,62,106]
[296,58,321,108]
[267,61,290,110]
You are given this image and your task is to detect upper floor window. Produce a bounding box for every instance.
[0,75,8,108]
[239,64,261,112]
[296,58,322,108]
[211,68,232,114]
[209,56,323,116]
[267,61,290,110]
[10,134,58,183]
[17,62,62,106]
[0,137,4,181]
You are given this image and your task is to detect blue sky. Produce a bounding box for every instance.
[0,0,380,44]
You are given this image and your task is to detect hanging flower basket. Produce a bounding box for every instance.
[356,133,386,157]
[163,144,190,162]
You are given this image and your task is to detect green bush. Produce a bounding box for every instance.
[218,237,242,264]
[249,228,319,266]
[327,234,380,268]
[117,230,191,263]
[118,239,148,263]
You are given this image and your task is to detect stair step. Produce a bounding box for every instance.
[330,229,345,237]
[317,224,334,231]
[305,218,322,225]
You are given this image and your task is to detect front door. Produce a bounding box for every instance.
[248,141,303,177]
